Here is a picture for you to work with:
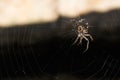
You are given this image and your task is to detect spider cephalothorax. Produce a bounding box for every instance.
[71,18,93,53]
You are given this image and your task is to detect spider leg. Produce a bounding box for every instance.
[72,35,79,45]
[84,34,93,41]
[78,37,83,45]
[82,34,89,53]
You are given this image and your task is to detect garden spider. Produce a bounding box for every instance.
[72,18,93,52]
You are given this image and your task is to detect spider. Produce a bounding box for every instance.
[71,18,93,52]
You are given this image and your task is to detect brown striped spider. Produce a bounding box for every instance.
[72,18,93,52]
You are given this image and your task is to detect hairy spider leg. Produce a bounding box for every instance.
[82,34,89,53]
[84,34,93,41]
[78,37,83,45]
[72,35,80,45]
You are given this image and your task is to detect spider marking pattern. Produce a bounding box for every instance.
[72,18,93,52]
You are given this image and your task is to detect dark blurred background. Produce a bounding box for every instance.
[0,9,120,80]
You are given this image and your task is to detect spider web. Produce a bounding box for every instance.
[0,9,120,80]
